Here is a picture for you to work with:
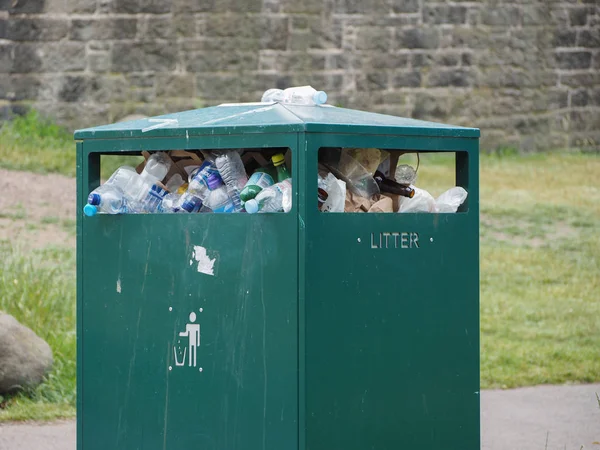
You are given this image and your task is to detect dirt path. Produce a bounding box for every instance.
[1,384,598,450]
[0,169,75,249]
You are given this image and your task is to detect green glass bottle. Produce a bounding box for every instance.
[272,153,290,182]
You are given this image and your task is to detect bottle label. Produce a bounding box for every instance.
[212,201,235,213]
[247,172,274,190]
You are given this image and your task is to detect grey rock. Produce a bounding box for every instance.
[6,0,46,14]
[428,68,475,87]
[578,30,600,49]
[40,43,86,72]
[0,312,53,394]
[392,70,422,88]
[555,51,592,70]
[423,5,468,25]
[0,44,14,73]
[568,8,589,27]
[70,18,137,41]
[391,0,419,14]
[481,7,521,27]
[552,30,577,48]
[398,28,440,49]
[12,44,43,73]
[111,42,177,72]
[8,18,69,42]
[571,89,589,107]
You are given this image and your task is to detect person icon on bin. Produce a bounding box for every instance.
[179,312,200,367]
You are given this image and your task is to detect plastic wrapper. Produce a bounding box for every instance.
[436,187,468,213]
[347,148,382,174]
[398,186,437,213]
[325,151,380,200]
[318,172,346,213]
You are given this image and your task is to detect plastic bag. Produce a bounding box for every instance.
[398,186,437,213]
[436,187,468,213]
[318,172,346,213]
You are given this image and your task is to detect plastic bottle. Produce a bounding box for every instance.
[186,162,216,202]
[84,185,130,216]
[204,173,235,213]
[178,193,203,213]
[158,192,182,213]
[214,151,248,212]
[245,179,293,214]
[131,152,172,212]
[239,167,275,203]
[261,88,284,103]
[272,153,290,182]
[261,86,327,106]
[83,166,140,216]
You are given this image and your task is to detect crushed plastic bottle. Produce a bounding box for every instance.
[261,86,327,106]
[245,179,292,214]
[204,173,235,213]
[240,167,275,204]
[214,151,248,212]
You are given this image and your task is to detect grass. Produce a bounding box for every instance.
[0,110,143,180]
[0,243,76,421]
[0,111,599,420]
[419,151,600,389]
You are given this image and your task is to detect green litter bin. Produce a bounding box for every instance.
[75,103,480,450]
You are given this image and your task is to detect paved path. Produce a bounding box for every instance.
[1,384,598,450]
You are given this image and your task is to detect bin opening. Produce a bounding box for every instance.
[317,148,468,213]
[87,148,293,215]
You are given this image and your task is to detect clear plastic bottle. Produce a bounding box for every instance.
[245,179,292,214]
[158,192,182,213]
[83,166,140,216]
[261,88,284,103]
[84,185,130,216]
[130,152,171,212]
[214,150,248,212]
[204,174,235,213]
[261,86,327,106]
[178,193,203,213]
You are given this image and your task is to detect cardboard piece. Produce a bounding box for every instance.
[368,195,394,213]
[344,191,373,212]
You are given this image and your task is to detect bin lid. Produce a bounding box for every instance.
[74,102,480,140]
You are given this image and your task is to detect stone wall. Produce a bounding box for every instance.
[1,0,599,151]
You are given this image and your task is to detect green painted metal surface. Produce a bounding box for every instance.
[76,105,479,450]
[74,104,480,140]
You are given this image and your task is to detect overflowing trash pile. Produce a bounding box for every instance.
[83,86,467,216]
[318,147,468,213]
[84,150,292,216]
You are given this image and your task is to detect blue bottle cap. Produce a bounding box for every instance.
[83,204,98,216]
[313,90,327,105]
[88,193,101,205]
[245,199,259,214]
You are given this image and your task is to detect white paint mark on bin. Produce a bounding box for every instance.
[192,245,217,276]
